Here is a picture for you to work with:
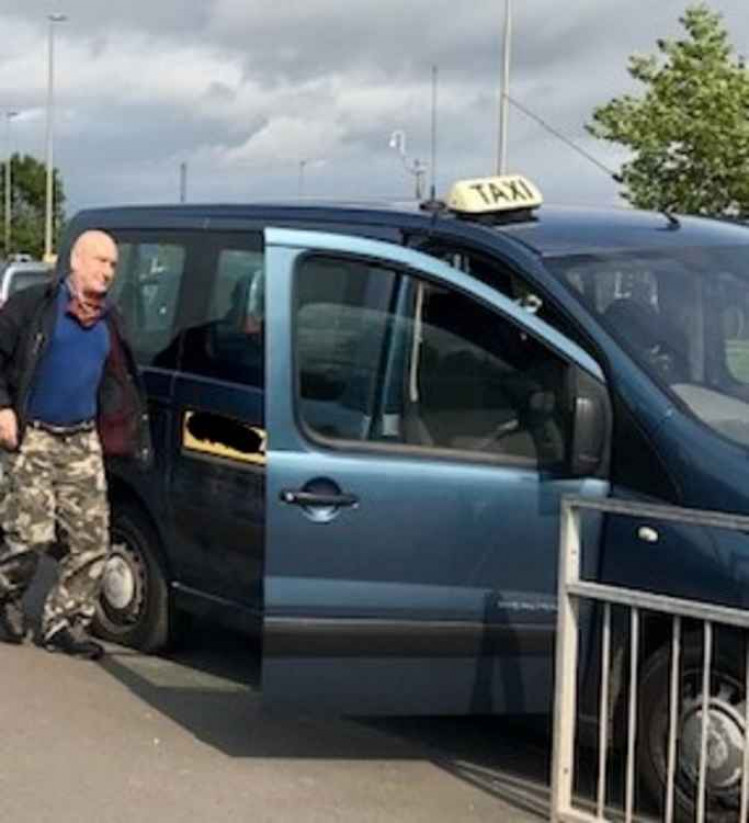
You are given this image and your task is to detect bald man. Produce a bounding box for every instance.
[0,230,151,659]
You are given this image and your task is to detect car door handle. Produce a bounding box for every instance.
[279,489,359,508]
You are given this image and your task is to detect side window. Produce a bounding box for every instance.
[295,254,573,467]
[110,238,187,367]
[714,272,749,384]
[296,256,397,441]
[560,257,694,385]
[114,242,134,286]
[412,240,585,349]
[7,268,51,296]
[177,245,265,388]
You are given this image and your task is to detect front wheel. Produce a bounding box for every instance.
[638,637,746,822]
[93,503,170,652]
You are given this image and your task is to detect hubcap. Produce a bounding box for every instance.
[680,691,746,798]
[102,554,136,610]
[97,539,146,632]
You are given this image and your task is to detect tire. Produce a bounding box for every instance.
[93,503,170,653]
[638,635,746,822]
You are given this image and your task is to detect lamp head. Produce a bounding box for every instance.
[389,130,406,154]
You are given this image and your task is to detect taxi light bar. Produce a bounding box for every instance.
[447,174,543,215]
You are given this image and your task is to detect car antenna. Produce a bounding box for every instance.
[507,95,621,186]
[661,210,681,230]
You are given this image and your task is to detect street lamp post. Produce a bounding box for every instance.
[179,161,187,203]
[297,158,325,198]
[4,111,18,257]
[497,0,512,174]
[44,12,67,262]
[298,159,308,197]
[389,130,427,200]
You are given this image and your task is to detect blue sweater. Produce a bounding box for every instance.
[27,282,111,425]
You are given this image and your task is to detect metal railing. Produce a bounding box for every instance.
[550,496,749,823]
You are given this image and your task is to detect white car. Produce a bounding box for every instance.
[0,260,53,308]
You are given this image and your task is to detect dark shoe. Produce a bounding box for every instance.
[0,599,26,644]
[43,627,104,660]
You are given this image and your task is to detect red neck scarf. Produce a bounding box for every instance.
[66,279,108,328]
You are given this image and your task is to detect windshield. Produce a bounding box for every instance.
[547,244,749,448]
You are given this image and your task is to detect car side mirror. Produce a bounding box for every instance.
[569,366,611,478]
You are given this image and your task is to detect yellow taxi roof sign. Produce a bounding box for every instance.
[447,174,543,215]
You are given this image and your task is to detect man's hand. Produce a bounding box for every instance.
[0,408,19,450]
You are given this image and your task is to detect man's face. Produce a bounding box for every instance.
[70,231,118,299]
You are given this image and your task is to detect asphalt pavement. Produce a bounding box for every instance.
[0,559,552,823]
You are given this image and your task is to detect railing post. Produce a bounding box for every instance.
[664,616,681,823]
[550,498,583,822]
[624,607,640,823]
[595,602,612,818]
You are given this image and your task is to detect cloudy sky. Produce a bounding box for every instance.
[0,1,747,216]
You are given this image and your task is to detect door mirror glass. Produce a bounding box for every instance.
[569,366,611,478]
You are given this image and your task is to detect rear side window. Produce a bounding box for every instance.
[110,238,187,367]
[8,269,49,296]
[176,244,265,388]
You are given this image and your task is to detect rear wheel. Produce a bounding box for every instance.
[638,638,746,822]
[93,503,170,652]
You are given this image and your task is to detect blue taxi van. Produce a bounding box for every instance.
[60,175,749,818]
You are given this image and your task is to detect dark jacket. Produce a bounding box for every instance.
[0,280,152,466]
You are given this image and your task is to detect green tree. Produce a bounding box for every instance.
[588,3,749,216]
[0,153,65,260]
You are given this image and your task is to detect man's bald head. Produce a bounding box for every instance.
[70,230,118,298]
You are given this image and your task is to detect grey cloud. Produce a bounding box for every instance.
[205,81,237,103]
[1,0,746,216]
[61,102,264,166]
[1,0,210,37]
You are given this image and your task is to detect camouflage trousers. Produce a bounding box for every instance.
[0,426,109,640]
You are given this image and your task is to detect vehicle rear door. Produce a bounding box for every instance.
[167,232,266,612]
